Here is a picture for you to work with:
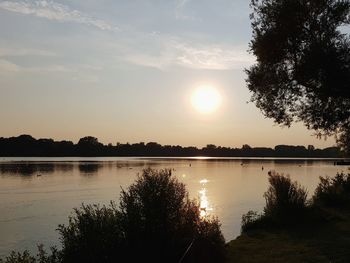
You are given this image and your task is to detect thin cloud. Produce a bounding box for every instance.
[176,0,189,9]
[174,42,254,70]
[0,59,20,72]
[0,58,102,75]
[0,47,57,57]
[175,0,196,21]
[126,39,254,70]
[0,0,119,31]
[0,62,74,74]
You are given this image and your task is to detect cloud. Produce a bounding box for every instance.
[0,0,118,31]
[176,0,189,9]
[125,39,254,70]
[174,42,254,70]
[0,1,253,72]
[0,47,57,57]
[0,59,20,72]
[0,47,59,73]
[175,0,196,21]
[0,60,101,83]
[0,61,74,74]
[0,54,101,75]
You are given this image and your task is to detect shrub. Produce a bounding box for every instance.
[264,171,308,219]
[119,168,225,262]
[0,251,35,263]
[241,210,266,232]
[58,203,124,263]
[58,168,225,263]
[2,168,225,263]
[313,172,350,207]
[0,246,61,263]
[241,172,309,232]
[188,218,226,263]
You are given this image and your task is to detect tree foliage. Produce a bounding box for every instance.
[2,169,225,263]
[264,171,308,218]
[313,172,350,206]
[0,246,61,263]
[58,203,124,263]
[58,168,225,263]
[247,0,350,151]
[241,171,309,232]
[0,135,343,158]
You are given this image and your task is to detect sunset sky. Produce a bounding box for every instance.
[0,0,336,148]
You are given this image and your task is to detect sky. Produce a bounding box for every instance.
[0,0,336,148]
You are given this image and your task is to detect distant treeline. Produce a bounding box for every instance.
[0,135,344,157]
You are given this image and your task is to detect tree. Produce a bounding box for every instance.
[76,136,103,156]
[247,0,350,151]
[308,145,315,151]
[77,136,100,147]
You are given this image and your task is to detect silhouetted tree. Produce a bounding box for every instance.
[119,168,225,262]
[241,171,308,232]
[247,0,350,151]
[77,136,103,156]
[242,144,251,150]
[58,169,225,263]
[313,172,350,207]
[275,145,307,157]
[0,135,343,157]
[0,245,61,263]
[308,145,315,151]
[264,171,308,219]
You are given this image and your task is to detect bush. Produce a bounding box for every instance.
[313,172,350,207]
[58,168,225,263]
[58,203,124,263]
[188,218,226,262]
[264,171,308,219]
[241,210,266,233]
[0,246,61,263]
[241,172,309,232]
[0,251,35,263]
[2,168,225,263]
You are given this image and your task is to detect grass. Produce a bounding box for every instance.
[226,231,328,263]
[226,203,350,262]
[226,213,350,263]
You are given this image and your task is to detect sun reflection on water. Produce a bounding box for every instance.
[199,178,212,217]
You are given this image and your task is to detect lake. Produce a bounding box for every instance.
[0,157,347,257]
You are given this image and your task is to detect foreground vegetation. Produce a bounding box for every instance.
[227,172,350,263]
[2,169,350,262]
[0,169,225,263]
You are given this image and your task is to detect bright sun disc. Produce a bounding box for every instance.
[191,86,222,114]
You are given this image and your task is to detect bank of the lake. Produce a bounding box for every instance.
[226,209,350,263]
[226,172,350,263]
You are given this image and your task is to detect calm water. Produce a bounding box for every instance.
[0,157,347,257]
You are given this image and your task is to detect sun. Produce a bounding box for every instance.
[191,85,222,114]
